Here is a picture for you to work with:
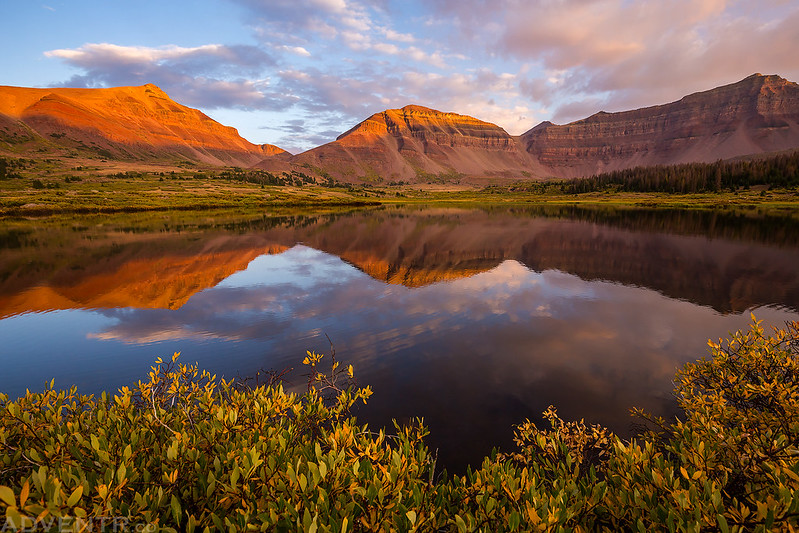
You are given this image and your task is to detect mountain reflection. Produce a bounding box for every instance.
[1,207,798,318]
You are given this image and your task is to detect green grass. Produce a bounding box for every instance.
[0,173,379,216]
[1,160,798,218]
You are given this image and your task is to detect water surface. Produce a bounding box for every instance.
[1,206,798,471]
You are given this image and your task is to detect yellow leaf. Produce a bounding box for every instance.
[0,485,15,507]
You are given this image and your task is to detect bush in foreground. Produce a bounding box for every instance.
[1,318,798,531]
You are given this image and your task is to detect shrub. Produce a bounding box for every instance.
[1,318,797,531]
[0,352,443,531]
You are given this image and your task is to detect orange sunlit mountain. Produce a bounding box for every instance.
[284,104,548,182]
[0,84,289,165]
[278,74,799,181]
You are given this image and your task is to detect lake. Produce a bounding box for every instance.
[1,205,798,472]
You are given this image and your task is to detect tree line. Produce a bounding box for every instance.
[563,151,799,194]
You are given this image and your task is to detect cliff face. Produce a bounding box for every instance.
[289,105,543,182]
[522,74,799,177]
[0,84,288,166]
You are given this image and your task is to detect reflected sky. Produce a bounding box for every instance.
[1,239,796,472]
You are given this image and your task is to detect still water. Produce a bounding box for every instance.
[1,206,798,471]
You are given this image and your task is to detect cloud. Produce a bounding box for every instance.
[383,28,415,43]
[279,45,312,57]
[39,0,799,149]
[424,0,799,123]
[44,43,291,110]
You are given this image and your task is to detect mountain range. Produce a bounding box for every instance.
[2,73,798,182]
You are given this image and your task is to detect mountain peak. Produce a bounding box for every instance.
[140,83,168,97]
[400,104,438,113]
[335,104,507,142]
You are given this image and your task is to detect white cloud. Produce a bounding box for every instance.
[383,28,415,43]
[280,45,312,57]
[312,0,347,11]
[46,43,231,64]
[373,42,400,55]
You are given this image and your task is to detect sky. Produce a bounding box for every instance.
[3,0,799,153]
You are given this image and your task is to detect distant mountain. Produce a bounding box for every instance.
[284,105,548,182]
[521,74,799,178]
[0,84,289,166]
[3,74,798,180]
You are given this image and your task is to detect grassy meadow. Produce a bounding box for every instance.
[2,156,799,218]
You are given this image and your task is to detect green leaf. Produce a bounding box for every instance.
[717,514,730,533]
[117,464,127,484]
[406,510,417,525]
[171,495,182,525]
[66,485,83,507]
